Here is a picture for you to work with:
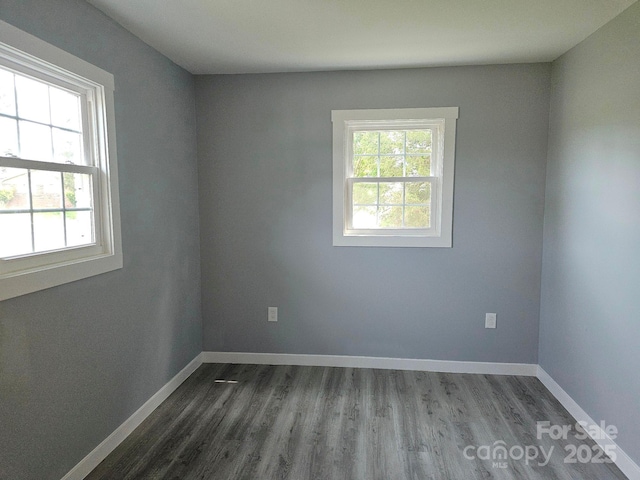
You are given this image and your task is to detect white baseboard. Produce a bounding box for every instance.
[60,353,203,480]
[201,351,538,376]
[537,366,640,480]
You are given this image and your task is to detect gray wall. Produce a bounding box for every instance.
[0,1,202,479]
[539,2,640,464]
[196,64,550,363]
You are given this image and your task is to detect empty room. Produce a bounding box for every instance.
[1,0,639,479]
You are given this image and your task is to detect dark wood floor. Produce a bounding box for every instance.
[86,364,627,480]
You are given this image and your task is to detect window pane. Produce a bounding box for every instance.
[379,156,403,177]
[353,155,378,177]
[0,116,19,157]
[0,167,29,210]
[53,128,83,164]
[15,75,50,124]
[50,87,81,131]
[0,212,32,257]
[405,206,430,228]
[63,173,92,208]
[352,182,377,205]
[405,155,431,176]
[406,130,432,154]
[33,211,65,252]
[352,206,377,229]
[405,182,430,204]
[379,182,403,204]
[353,131,379,155]
[19,120,53,161]
[31,170,62,209]
[66,210,93,247]
[0,69,16,116]
[379,131,404,155]
[379,206,403,228]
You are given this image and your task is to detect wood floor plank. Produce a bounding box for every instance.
[85,364,628,480]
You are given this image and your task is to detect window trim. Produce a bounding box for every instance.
[0,20,122,301]
[332,107,458,248]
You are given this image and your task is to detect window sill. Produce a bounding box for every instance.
[333,232,452,248]
[0,251,122,301]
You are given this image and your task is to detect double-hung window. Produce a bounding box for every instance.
[332,107,458,247]
[0,20,121,300]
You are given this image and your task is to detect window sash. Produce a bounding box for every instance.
[345,176,438,235]
[0,58,94,167]
[0,155,101,273]
[347,124,442,176]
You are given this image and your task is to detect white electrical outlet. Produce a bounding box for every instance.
[268,307,278,322]
[485,313,497,329]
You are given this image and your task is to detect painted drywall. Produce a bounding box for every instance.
[539,2,640,464]
[196,64,550,363]
[0,1,202,479]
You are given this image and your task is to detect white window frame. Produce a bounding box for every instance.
[0,20,122,301]
[332,107,458,248]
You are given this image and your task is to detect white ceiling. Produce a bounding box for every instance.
[86,0,637,74]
